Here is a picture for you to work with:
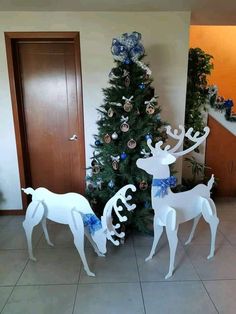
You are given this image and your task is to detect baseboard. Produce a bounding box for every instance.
[0,209,25,215]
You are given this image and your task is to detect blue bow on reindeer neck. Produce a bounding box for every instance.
[152,176,177,198]
[81,214,102,235]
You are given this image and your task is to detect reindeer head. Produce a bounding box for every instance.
[137,125,210,178]
[92,184,136,254]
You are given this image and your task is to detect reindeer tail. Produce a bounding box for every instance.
[22,187,35,196]
[207,175,215,191]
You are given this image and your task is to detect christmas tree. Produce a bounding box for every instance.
[86,32,166,232]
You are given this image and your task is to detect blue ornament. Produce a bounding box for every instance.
[139,83,145,89]
[224,99,233,108]
[120,152,127,160]
[124,58,131,65]
[111,32,145,63]
[95,139,101,146]
[145,134,152,141]
[108,180,115,189]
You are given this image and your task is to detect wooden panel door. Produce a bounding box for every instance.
[5,33,85,203]
[206,115,236,196]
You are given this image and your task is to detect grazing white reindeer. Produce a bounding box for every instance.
[22,184,136,276]
[136,125,219,279]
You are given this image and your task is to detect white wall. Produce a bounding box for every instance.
[0,11,190,210]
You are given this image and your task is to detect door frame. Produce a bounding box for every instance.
[5,32,86,210]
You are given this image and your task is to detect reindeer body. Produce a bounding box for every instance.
[27,187,94,224]
[22,185,136,277]
[137,125,219,279]
[152,183,212,225]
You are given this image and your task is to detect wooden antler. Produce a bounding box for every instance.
[101,185,136,245]
[167,126,210,157]
[166,125,185,153]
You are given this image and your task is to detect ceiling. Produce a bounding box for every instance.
[0,0,236,24]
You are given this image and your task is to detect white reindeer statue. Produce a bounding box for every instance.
[22,184,136,276]
[136,125,219,279]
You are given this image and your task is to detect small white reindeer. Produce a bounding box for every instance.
[22,184,136,276]
[136,125,219,279]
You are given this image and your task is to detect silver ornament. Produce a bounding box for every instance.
[111,132,118,140]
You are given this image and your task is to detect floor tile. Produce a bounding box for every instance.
[133,231,168,248]
[79,245,139,283]
[218,221,236,245]
[0,250,28,286]
[0,216,14,226]
[18,248,81,285]
[37,224,74,248]
[178,219,226,246]
[186,244,236,280]
[135,244,199,281]
[2,285,76,314]
[204,280,236,314]
[216,203,236,222]
[74,283,145,314]
[0,223,42,250]
[0,287,13,312]
[142,281,217,314]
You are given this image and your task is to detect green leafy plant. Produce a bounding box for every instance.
[185,48,214,150]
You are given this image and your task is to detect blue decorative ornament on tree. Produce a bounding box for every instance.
[111,32,145,64]
[120,152,127,160]
[108,180,115,189]
[145,134,153,141]
[95,139,102,146]
[139,83,145,89]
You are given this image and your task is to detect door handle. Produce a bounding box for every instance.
[69,134,78,141]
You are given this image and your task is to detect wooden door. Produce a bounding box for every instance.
[5,33,85,208]
[206,115,236,196]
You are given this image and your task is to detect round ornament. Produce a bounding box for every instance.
[112,160,119,170]
[139,83,145,89]
[146,104,155,115]
[108,107,114,117]
[120,121,129,132]
[120,152,127,160]
[123,101,133,112]
[87,182,94,192]
[92,164,100,175]
[127,139,137,149]
[124,76,130,87]
[104,133,111,144]
[139,180,148,190]
[111,132,118,140]
[95,139,102,146]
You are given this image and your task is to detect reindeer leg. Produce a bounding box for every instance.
[201,198,219,259]
[165,208,178,279]
[41,218,54,247]
[185,214,201,245]
[68,210,95,277]
[23,201,45,261]
[84,229,105,257]
[145,215,163,261]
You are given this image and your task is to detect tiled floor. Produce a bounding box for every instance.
[0,198,236,314]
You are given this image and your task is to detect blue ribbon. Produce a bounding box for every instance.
[152,176,177,197]
[81,213,102,235]
[111,32,145,63]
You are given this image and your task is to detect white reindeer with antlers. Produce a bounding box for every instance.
[22,184,136,276]
[136,125,219,279]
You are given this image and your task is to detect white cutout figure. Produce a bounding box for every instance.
[22,184,136,276]
[136,125,219,279]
